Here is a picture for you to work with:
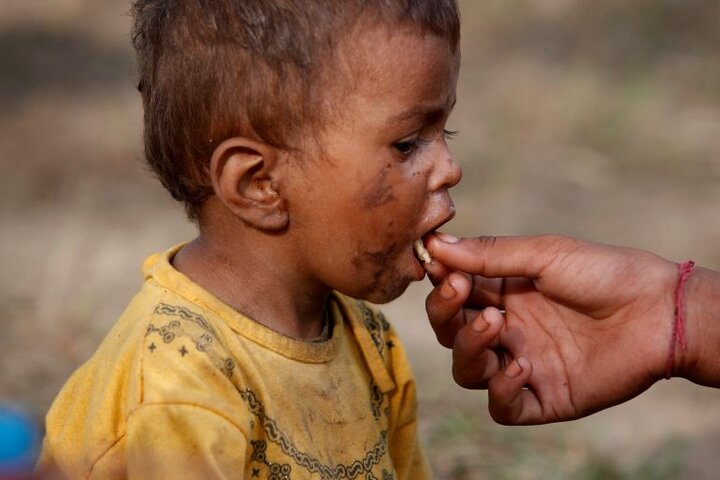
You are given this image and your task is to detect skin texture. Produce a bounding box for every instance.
[172,22,461,340]
[423,233,720,425]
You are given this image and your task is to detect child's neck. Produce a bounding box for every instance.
[172,231,330,341]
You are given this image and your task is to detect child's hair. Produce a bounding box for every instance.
[131,0,460,219]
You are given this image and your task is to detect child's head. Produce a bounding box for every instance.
[132,0,462,303]
[132,0,459,217]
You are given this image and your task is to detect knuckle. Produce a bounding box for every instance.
[452,360,486,389]
[425,288,453,320]
[424,291,440,316]
[473,235,499,250]
[489,407,513,425]
[452,367,474,389]
[435,330,454,349]
[540,234,578,255]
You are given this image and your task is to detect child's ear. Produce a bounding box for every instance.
[209,137,289,231]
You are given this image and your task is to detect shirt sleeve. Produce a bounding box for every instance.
[389,414,431,480]
[126,403,248,480]
[384,328,432,480]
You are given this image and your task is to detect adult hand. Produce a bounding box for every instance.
[424,233,717,425]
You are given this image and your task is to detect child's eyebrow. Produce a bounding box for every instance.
[387,96,457,127]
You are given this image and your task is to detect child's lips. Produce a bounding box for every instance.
[410,246,428,280]
[410,206,456,274]
[418,205,456,245]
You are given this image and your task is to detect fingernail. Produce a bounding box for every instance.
[439,280,456,300]
[472,316,489,332]
[517,357,531,370]
[484,309,501,329]
[505,359,524,378]
[436,232,459,244]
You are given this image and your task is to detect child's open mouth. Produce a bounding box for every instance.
[411,201,456,276]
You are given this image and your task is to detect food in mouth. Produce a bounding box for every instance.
[413,239,431,263]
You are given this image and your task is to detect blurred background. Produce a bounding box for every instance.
[2,0,719,478]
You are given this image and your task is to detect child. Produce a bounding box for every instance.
[38,0,462,478]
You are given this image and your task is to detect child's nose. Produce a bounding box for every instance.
[428,148,462,192]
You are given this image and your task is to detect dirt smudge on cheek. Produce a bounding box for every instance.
[361,163,397,209]
[351,240,407,300]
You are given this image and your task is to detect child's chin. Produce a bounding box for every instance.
[360,278,412,305]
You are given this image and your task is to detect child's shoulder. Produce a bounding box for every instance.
[141,300,237,379]
[132,293,240,401]
[136,246,239,375]
[82,248,246,413]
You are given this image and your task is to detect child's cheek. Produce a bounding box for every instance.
[359,162,397,210]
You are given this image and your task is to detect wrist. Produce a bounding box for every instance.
[678,267,720,386]
[643,256,682,383]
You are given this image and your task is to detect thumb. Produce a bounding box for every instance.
[425,233,577,279]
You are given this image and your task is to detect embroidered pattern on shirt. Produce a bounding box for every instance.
[356,301,390,359]
[240,387,390,480]
[251,440,292,480]
[369,382,385,422]
[146,303,236,378]
[154,303,214,332]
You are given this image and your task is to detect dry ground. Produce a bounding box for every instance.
[2,1,720,478]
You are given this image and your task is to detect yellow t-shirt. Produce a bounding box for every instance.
[38,246,430,480]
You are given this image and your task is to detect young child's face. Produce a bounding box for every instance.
[284,23,461,304]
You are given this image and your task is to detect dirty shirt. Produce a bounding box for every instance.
[37,246,430,480]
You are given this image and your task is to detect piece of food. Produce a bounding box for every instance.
[413,239,431,263]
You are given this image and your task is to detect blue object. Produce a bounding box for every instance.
[0,405,39,476]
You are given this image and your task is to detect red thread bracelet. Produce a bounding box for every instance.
[665,260,696,379]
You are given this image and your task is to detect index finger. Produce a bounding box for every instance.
[425,233,579,279]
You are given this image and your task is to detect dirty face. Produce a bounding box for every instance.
[283,22,461,303]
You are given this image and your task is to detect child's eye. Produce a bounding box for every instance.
[393,139,418,156]
[393,137,431,157]
[443,129,459,140]
[393,130,457,158]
